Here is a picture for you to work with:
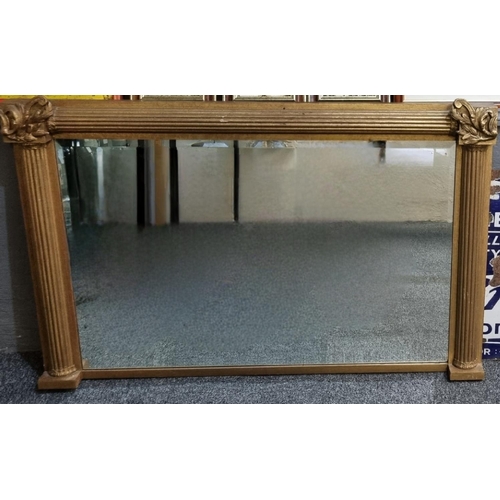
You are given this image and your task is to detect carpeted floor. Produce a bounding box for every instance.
[1,351,499,404]
[68,222,453,369]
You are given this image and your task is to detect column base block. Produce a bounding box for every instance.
[38,370,83,390]
[448,363,485,381]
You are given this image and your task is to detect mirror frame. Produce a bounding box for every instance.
[1,96,497,390]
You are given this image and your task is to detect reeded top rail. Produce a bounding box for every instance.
[51,100,456,141]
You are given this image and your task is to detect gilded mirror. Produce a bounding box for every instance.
[0,97,497,389]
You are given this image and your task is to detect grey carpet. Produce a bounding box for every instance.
[1,352,499,404]
[68,222,452,369]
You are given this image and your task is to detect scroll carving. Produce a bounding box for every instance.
[451,99,498,145]
[0,95,54,146]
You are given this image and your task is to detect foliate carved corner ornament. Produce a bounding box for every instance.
[0,95,55,147]
[451,99,498,146]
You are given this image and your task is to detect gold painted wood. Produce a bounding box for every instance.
[451,99,498,146]
[449,100,498,380]
[40,100,457,141]
[0,96,54,145]
[13,142,82,388]
[1,96,498,389]
[154,140,169,225]
[1,97,82,389]
[83,363,449,380]
[451,145,491,379]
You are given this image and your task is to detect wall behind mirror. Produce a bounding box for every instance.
[0,140,38,352]
[56,139,456,370]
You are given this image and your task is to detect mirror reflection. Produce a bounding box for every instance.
[56,139,456,369]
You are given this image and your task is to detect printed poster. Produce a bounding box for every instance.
[484,169,500,358]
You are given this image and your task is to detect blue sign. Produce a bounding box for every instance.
[484,179,500,358]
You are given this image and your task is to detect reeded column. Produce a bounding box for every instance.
[1,97,82,389]
[450,99,498,380]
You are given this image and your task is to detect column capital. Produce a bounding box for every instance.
[450,99,498,146]
[0,96,54,147]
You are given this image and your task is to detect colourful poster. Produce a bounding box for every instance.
[0,95,114,101]
[484,168,500,358]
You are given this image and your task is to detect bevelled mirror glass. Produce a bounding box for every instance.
[55,138,456,370]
